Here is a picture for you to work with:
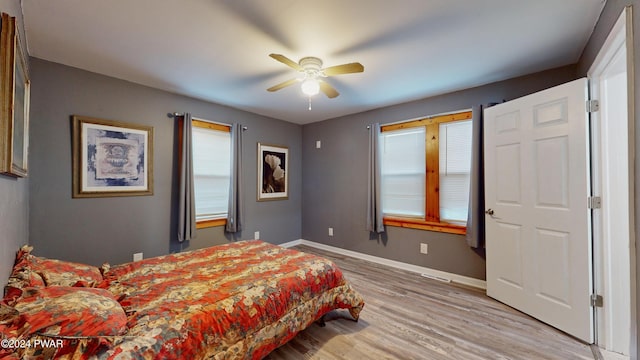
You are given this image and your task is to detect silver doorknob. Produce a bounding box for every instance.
[485,209,494,215]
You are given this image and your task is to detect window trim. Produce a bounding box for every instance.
[381,110,472,235]
[196,218,227,229]
[190,119,231,229]
[383,216,467,235]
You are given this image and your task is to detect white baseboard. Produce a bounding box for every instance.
[279,239,486,290]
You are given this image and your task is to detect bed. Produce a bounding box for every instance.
[0,240,364,359]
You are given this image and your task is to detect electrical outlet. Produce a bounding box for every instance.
[420,243,428,254]
[133,252,143,261]
[254,231,260,240]
[328,227,334,236]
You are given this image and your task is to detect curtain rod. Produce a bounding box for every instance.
[168,112,248,130]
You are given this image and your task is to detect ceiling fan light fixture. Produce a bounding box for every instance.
[301,78,320,96]
[267,54,362,99]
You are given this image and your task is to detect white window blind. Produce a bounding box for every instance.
[192,125,231,221]
[439,120,472,224]
[380,127,426,217]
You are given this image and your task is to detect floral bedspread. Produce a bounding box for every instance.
[5,240,363,359]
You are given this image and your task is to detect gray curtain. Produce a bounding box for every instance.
[226,123,243,233]
[366,123,384,233]
[178,113,196,242]
[466,105,485,248]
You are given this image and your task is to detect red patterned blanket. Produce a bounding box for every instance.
[0,240,364,359]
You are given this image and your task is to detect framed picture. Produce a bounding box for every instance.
[257,143,288,201]
[72,115,153,198]
[0,13,30,177]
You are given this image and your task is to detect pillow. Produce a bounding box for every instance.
[32,257,103,287]
[4,246,45,305]
[4,246,103,307]
[6,245,45,287]
[9,287,127,337]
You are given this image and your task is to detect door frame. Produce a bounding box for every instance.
[587,5,636,355]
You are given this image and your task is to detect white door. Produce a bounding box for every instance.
[484,78,593,343]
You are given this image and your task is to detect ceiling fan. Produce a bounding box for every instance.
[267,53,364,99]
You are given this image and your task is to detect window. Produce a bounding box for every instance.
[380,127,426,217]
[380,111,472,234]
[191,119,231,228]
[439,120,472,225]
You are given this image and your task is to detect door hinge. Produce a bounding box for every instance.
[586,99,600,113]
[590,294,603,307]
[588,196,602,209]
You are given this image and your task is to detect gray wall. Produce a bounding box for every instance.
[577,0,639,357]
[28,58,302,266]
[0,0,29,289]
[301,65,578,281]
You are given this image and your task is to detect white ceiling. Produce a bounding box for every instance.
[21,0,605,124]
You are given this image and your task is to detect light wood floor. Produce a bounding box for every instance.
[265,245,597,360]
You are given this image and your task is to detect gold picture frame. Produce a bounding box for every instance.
[257,143,288,201]
[0,13,30,177]
[72,115,154,198]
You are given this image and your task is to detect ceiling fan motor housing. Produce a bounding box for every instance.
[299,57,323,78]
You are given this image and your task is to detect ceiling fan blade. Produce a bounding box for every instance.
[319,81,340,98]
[269,53,303,71]
[267,78,299,92]
[322,62,364,76]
